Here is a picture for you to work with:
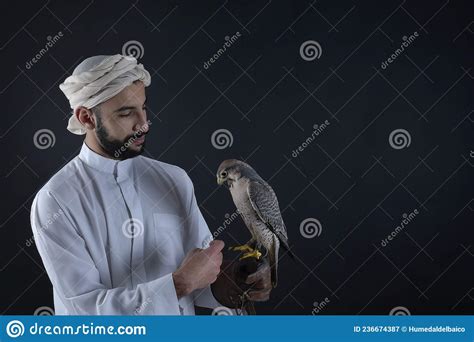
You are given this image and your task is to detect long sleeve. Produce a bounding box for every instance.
[31,189,181,315]
[180,172,223,309]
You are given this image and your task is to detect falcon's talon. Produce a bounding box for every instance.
[239,250,262,260]
[229,244,254,253]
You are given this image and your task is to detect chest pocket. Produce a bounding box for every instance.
[153,213,186,267]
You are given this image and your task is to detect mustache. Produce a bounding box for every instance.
[124,131,148,142]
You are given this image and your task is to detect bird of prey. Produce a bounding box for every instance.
[217,159,294,287]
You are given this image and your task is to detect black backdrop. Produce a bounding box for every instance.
[0,0,472,315]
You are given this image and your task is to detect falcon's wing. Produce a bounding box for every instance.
[247,181,290,247]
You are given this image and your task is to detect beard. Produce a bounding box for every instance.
[95,115,146,160]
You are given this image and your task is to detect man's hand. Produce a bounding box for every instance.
[172,240,224,299]
[241,259,272,301]
[211,258,272,308]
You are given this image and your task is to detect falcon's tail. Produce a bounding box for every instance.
[269,256,278,288]
[275,223,295,261]
[269,236,280,288]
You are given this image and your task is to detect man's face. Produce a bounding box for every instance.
[92,81,149,160]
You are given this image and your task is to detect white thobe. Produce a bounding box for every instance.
[30,142,222,315]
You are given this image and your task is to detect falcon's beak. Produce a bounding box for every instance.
[217,176,225,185]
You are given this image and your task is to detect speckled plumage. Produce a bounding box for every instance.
[217,159,294,287]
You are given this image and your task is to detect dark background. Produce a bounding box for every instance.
[0,0,472,315]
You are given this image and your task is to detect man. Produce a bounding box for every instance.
[30,54,271,315]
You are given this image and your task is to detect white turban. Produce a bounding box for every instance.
[59,54,151,135]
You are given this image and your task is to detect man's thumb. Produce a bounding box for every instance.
[205,239,224,255]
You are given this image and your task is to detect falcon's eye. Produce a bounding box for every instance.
[221,171,228,178]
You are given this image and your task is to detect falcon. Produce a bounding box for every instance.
[217,159,294,287]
